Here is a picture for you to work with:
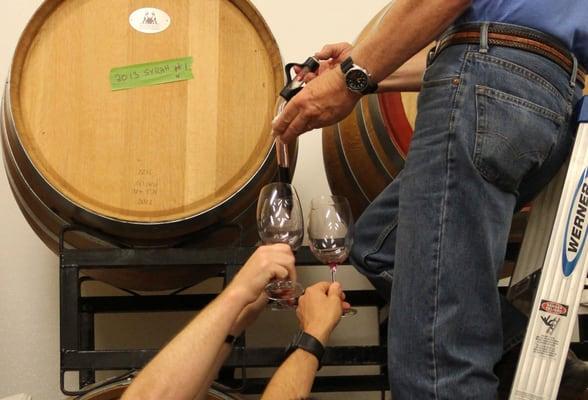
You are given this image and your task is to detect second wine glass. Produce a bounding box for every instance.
[308,195,357,317]
[257,182,304,308]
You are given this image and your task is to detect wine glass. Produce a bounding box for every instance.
[308,195,357,317]
[257,182,304,309]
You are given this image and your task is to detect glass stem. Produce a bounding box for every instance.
[329,263,338,282]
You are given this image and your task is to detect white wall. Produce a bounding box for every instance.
[0,1,391,399]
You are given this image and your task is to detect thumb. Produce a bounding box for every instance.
[270,265,289,281]
[315,44,336,60]
[327,282,343,299]
[312,281,332,294]
[315,43,346,60]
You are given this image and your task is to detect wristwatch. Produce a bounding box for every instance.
[340,56,378,95]
[284,330,325,369]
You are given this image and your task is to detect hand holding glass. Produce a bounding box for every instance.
[308,195,357,317]
[257,182,304,308]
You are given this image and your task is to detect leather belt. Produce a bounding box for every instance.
[432,23,586,86]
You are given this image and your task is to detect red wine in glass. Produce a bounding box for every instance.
[309,237,348,281]
[308,195,357,317]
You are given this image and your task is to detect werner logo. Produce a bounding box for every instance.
[562,167,588,277]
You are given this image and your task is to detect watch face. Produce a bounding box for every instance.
[345,69,369,92]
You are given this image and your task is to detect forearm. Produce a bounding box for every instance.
[194,344,233,400]
[261,350,319,400]
[122,289,247,400]
[353,0,471,82]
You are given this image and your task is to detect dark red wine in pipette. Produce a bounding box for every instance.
[278,166,290,183]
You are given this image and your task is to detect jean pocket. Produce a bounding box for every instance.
[474,85,564,193]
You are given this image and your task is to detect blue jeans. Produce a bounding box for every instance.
[350,34,583,398]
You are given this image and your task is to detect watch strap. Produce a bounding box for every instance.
[340,56,355,74]
[285,330,325,369]
[364,80,378,94]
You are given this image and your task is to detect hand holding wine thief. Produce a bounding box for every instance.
[273,57,320,184]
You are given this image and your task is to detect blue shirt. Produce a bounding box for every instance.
[456,0,588,68]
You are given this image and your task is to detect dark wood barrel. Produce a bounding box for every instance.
[323,90,417,219]
[1,0,293,290]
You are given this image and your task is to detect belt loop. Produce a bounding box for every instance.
[428,40,440,66]
[479,22,489,53]
[570,53,578,88]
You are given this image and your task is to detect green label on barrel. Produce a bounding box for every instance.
[109,56,193,91]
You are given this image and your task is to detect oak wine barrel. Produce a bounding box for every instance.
[1,0,293,289]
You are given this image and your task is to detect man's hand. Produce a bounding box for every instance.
[298,42,353,83]
[273,41,358,143]
[296,281,349,346]
[224,244,296,307]
[272,66,361,143]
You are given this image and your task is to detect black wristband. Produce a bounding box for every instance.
[340,56,355,74]
[284,330,325,370]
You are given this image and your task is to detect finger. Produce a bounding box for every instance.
[271,101,299,138]
[261,244,295,264]
[266,243,293,253]
[328,297,344,321]
[314,44,335,60]
[268,251,295,271]
[262,243,293,259]
[318,61,335,75]
[268,264,289,281]
[315,42,350,60]
[327,281,343,298]
[282,260,297,283]
[310,281,332,294]
[281,112,311,144]
[302,72,317,83]
[272,257,296,283]
[342,301,351,310]
[263,246,296,280]
[260,244,293,267]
